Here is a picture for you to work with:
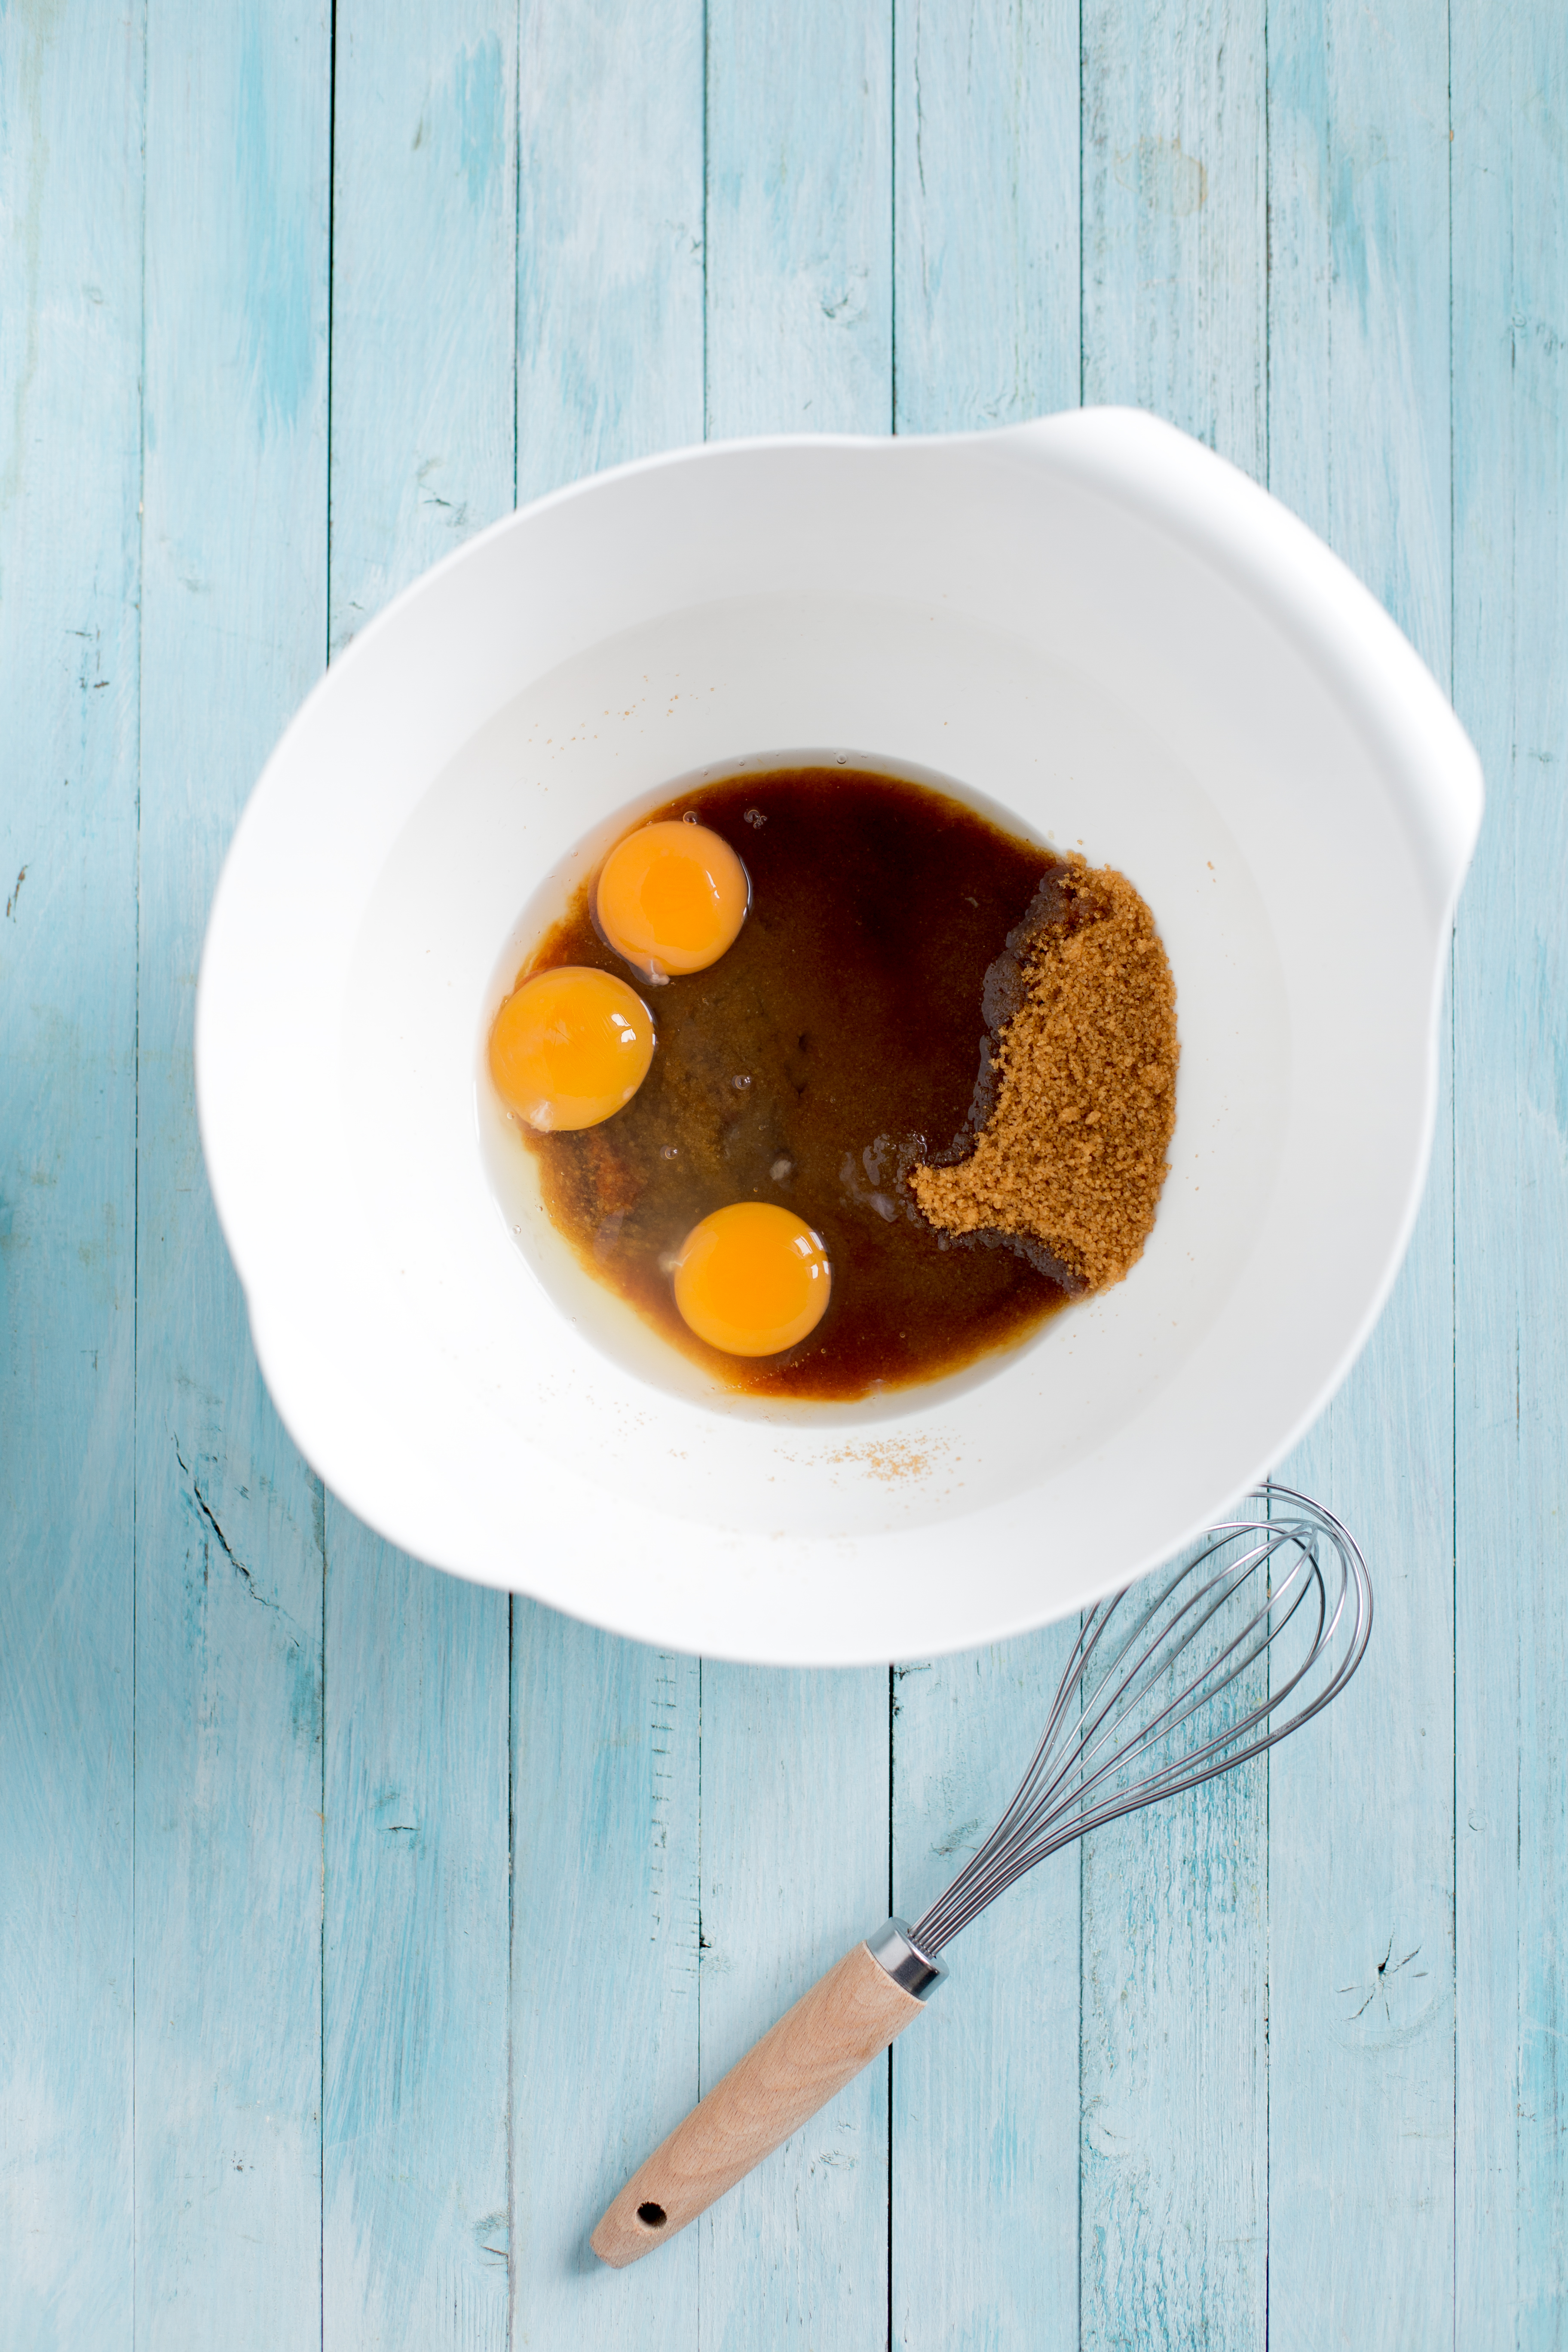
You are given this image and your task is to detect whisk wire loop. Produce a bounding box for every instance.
[935,1537,1311,1932]
[912,1486,1371,1954]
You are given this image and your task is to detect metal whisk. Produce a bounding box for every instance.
[592,1483,1372,2267]
[912,1480,1372,1954]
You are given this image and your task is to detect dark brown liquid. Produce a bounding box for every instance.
[511,767,1080,1400]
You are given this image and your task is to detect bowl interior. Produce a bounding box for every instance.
[346,600,1289,1502]
[200,419,1475,1662]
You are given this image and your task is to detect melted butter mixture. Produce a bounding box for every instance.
[508,766,1081,1400]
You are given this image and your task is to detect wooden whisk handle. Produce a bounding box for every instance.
[591,1932,937,2268]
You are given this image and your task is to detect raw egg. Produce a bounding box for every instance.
[596,819,749,979]
[488,966,654,1132]
[672,1202,832,1357]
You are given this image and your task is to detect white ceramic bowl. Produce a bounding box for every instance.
[196,410,1480,1666]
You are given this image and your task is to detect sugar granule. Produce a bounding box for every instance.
[910,860,1179,1292]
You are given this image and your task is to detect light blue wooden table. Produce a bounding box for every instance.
[3,3,1564,2345]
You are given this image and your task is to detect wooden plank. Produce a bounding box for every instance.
[697,1666,891,2346]
[323,7,517,2344]
[888,11,1082,2341]
[1079,1769,1268,2351]
[511,1614,701,2346]
[1265,0,1457,2341]
[517,0,705,500]
[322,1530,510,2350]
[891,1641,1083,2351]
[1452,3,1568,2339]
[697,12,892,2339]
[1078,5,1270,2344]
[505,9,707,2344]
[0,3,142,2337]
[705,0,893,440]
[892,0,1080,433]
[328,0,519,655]
[1082,0,1267,469]
[133,3,333,2342]
[18,0,1568,2337]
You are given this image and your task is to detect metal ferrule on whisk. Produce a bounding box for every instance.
[865,1917,947,2000]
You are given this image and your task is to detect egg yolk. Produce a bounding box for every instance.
[672,1202,832,1357]
[596,820,749,979]
[488,966,655,1132]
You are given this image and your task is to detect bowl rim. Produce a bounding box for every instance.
[197,409,1483,1663]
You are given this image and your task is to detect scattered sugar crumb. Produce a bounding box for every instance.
[824,1436,946,1485]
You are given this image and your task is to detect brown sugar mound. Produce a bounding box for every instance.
[910,858,1178,1292]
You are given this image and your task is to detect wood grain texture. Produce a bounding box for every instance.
[329,0,518,656]
[1266,0,1458,2342]
[134,3,332,2341]
[892,1640,1083,2352]
[517,0,704,501]
[887,20,1083,2340]
[506,11,707,2344]
[892,0,1080,432]
[1080,1771,1268,2352]
[6,2,1568,2340]
[1452,4,1568,2341]
[705,0,893,438]
[0,4,142,2341]
[1082,0,1266,469]
[594,1939,922,2266]
[696,32,894,2338]
[1078,6,1269,2345]
[511,1612,701,2344]
[697,1666,892,2347]
[323,1522,510,2350]
[322,9,518,2343]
